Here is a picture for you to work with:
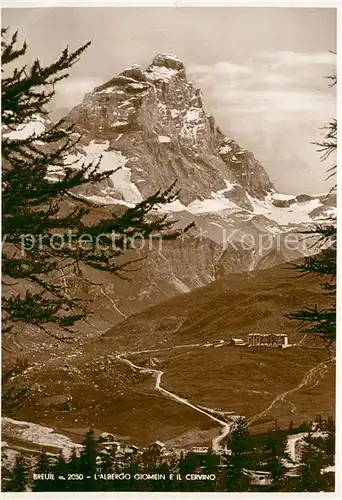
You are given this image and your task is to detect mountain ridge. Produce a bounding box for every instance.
[2,53,335,356]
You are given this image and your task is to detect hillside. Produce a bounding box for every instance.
[101,258,331,351]
[2,52,335,459]
[3,260,334,448]
[2,53,335,358]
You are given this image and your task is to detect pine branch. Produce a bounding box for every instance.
[287,69,336,348]
[2,29,189,335]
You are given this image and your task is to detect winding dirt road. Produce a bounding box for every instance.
[248,357,335,426]
[117,345,233,452]
[117,343,334,450]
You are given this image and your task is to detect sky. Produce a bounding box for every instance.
[2,7,337,194]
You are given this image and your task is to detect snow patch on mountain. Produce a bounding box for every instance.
[155,53,183,63]
[67,141,143,204]
[112,120,130,127]
[189,198,239,214]
[219,144,233,154]
[249,194,322,225]
[76,193,135,207]
[4,114,46,140]
[215,180,238,196]
[172,276,191,293]
[272,193,296,201]
[159,196,239,215]
[179,107,205,141]
[146,65,178,82]
[185,108,202,122]
[158,135,171,143]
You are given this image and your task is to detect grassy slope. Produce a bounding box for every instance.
[101,259,330,351]
[8,352,214,447]
[134,345,334,434]
[5,260,334,447]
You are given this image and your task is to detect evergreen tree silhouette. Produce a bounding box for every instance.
[65,447,82,491]
[199,449,220,492]
[230,416,249,456]
[320,416,335,468]
[1,358,30,414]
[79,429,98,490]
[5,454,28,492]
[225,417,251,491]
[264,434,287,490]
[1,28,191,338]
[32,451,52,491]
[287,73,336,351]
[51,452,69,491]
[299,434,325,491]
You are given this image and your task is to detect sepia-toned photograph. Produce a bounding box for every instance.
[1,4,337,494]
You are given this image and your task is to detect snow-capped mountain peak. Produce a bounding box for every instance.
[64,53,276,209]
[61,53,334,232]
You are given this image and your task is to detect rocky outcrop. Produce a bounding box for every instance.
[66,53,274,207]
[54,54,335,336]
[3,54,335,357]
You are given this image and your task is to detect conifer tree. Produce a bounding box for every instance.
[1,28,189,338]
[299,434,325,491]
[65,447,83,491]
[225,417,251,491]
[32,451,52,491]
[79,428,98,490]
[5,454,28,492]
[321,416,335,467]
[315,413,323,430]
[326,415,334,432]
[264,435,287,490]
[1,358,30,413]
[230,416,250,456]
[51,452,70,491]
[287,73,336,351]
[200,449,220,491]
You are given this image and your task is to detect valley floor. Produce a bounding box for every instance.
[3,341,335,451]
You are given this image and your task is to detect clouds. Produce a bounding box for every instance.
[254,50,336,66]
[190,50,336,96]
[188,51,336,194]
[50,51,336,194]
[2,6,336,194]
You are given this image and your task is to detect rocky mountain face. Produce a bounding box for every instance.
[3,54,335,357]
[59,53,334,309]
[66,53,274,206]
[3,56,335,449]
